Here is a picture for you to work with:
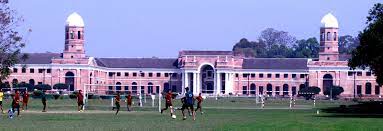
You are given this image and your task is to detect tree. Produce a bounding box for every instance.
[293,37,319,58]
[34,84,52,91]
[298,86,321,100]
[259,28,296,49]
[349,3,383,85]
[323,85,344,99]
[16,82,33,92]
[0,0,27,81]
[53,83,68,90]
[339,35,359,55]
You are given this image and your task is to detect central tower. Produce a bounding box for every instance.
[64,12,85,59]
[319,13,339,61]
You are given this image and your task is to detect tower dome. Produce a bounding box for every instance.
[66,12,84,27]
[320,13,338,28]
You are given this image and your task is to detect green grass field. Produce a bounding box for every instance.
[0,97,382,131]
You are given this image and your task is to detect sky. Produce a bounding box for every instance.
[11,0,380,58]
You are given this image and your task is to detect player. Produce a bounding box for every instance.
[22,90,29,111]
[114,92,121,115]
[195,93,204,115]
[77,90,84,112]
[181,87,195,120]
[160,90,174,117]
[42,90,47,112]
[12,90,20,116]
[0,88,4,114]
[125,92,132,111]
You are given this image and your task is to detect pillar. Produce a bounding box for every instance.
[193,72,197,95]
[216,72,221,95]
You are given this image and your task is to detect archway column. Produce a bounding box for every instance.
[193,72,197,95]
[216,72,221,95]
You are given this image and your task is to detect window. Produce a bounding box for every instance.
[284,74,288,78]
[259,74,264,78]
[357,85,362,95]
[156,73,161,77]
[292,86,297,96]
[70,31,74,39]
[71,56,74,59]
[38,82,43,85]
[333,32,337,41]
[30,68,34,73]
[243,74,248,78]
[207,71,212,77]
[321,32,325,41]
[375,86,380,95]
[22,68,26,73]
[47,69,51,73]
[78,31,81,39]
[242,86,248,95]
[275,86,280,95]
[292,74,296,78]
[172,73,177,78]
[250,74,256,78]
[108,72,114,77]
[140,72,145,77]
[275,74,280,78]
[164,73,169,77]
[357,72,362,76]
[267,74,272,78]
[13,68,17,73]
[300,74,305,78]
[133,72,137,77]
[235,73,239,77]
[125,72,129,77]
[326,32,331,41]
[348,71,354,76]
[38,69,44,73]
[366,72,372,76]
[365,83,372,95]
[116,72,121,77]
[327,57,330,60]
[149,73,153,77]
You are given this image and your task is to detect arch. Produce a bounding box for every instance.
[275,86,280,96]
[250,83,256,95]
[333,32,337,41]
[200,64,215,94]
[292,86,297,96]
[323,74,333,95]
[124,85,129,94]
[70,31,74,39]
[29,79,35,86]
[259,86,264,95]
[77,31,81,39]
[12,79,18,87]
[326,32,331,41]
[283,84,289,95]
[299,84,306,91]
[365,82,372,95]
[266,84,272,95]
[148,82,153,94]
[65,72,75,91]
[132,82,138,94]
[116,82,121,91]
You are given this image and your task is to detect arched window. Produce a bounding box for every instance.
[29,79,35,86]
[12,79,18,87]
[65,72,75,91]
[70,31,74,39]
[124,86,129,94]
[132,82,137,94]
[78,31,81,39]
[283,84,289,95]
[275,86,280,95]
[365,83,372,95]
[326,32,331,41]
[333,32,337,41]
[116,82,121,91]
[259,86,264,95]
[250,83,256,95]
[148,82,153,94]
[163,83,169,93]
[266,84,272,95]
[321,32,325,41]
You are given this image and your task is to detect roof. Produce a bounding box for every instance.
[179,50,233,56]
[66,12,84,27]
[95,58,179,69]
[320,13,339,28]
[19,53,61,64]
[242,58,308,70]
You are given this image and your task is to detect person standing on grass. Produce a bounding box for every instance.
[77,90,84,112]
[181,87,195,120]
[160,90,174,117]
[0,88,4,114]
[114,92,121,115]
[125,92,132,111]
[195,93,204,115]
[21,90,29,111]
[12,90,20,117]
[41,90,47,112]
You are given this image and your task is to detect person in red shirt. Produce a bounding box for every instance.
[77,90,84,112]
[195,93,204,115]
[21,90,29,111]
[160,90,174,117]
[115,92,121,115]
[12,90,20,116]
[125,92,132,111]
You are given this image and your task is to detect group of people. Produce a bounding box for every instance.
[161,87,204,120]
[112,91,133,115]
[0,89,31,117]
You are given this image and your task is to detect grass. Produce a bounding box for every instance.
[0,97,382,131]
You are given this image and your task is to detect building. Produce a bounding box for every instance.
[2,12,381,98]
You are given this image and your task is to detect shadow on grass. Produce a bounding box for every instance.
[317,101,383,118]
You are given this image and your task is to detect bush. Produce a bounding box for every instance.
[298,86,321,100]
[16,82,34,92]
[323,85,344,99]
[53,94,61,100]
[53,83,68,90]
[32,90,43,98]
[34,84,52,91]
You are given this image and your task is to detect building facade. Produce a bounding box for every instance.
[2,12,381,98]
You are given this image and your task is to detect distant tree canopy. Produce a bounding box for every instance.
[233,28,358,58]
[349,3,383,85]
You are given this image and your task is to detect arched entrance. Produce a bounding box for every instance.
[65,72,75,91]
[200,64,214,94]
[250,83,256,95]
[148,82,153,94]
[323,74,333,95]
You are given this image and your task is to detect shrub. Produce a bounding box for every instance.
[34,84,52,91]
[323,85,344,99]
[53,83,68,90]
[32,90,43,98]
[53,94,61,100]
[298,86,321,100]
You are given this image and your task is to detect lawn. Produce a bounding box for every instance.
[0,97,382,131]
